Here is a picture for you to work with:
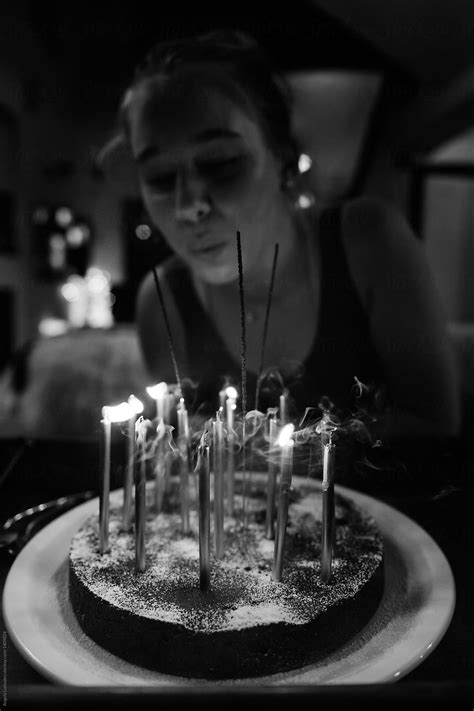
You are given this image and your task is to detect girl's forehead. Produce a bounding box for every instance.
[129,81,263,159]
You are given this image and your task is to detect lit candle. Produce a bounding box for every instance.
[100,401,133,554]
[177,397,190,533]
[265,411,279,539]
[196,436,211,591]
[272,423,295,581]
[225,386,238,515]
[212,410,225,558]
[123,394,144,531]
[146,381,169,423]
[321,439,336,584]
[135,416,149,572]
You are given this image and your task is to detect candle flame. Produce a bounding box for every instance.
[146,381,168,399]
[128,394,144,415]
[277,423,295,447]
[102,402,133,423]
[225,386,238,400]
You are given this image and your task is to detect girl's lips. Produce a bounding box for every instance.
[191,242,227,256]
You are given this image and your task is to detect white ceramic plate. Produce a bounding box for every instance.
[3,484,455,686]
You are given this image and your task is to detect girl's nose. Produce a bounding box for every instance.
[175,172,212,224]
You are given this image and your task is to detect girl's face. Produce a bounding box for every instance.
[128,76,288,284]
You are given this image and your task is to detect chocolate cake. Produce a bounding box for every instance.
[69,473,384,679]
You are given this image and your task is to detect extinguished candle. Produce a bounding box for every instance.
[213,411,225,558]
[123,395,143,531]
[272,423,295,581]
[225,386,238,515]
[265,412,279,539]
[135,416,148,572]
[321,440,336,584]
[177,397,190,533]
[196,438,211,591]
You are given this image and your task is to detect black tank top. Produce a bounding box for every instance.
[164,205,386,419]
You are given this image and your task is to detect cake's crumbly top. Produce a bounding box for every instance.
[69,474,383,633]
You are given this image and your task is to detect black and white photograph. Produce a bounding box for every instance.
[0,2,473,708]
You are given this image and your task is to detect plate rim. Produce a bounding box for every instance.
[3,482,456,687]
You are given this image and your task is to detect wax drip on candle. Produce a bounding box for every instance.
[255,243,279,412]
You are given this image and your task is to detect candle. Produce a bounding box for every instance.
[99,409,111,554]
[279,389,288,427]
[146,381,169,423]
[177,397,190,533]
[225,386,238,515]
[196,438,211,591]
[135,416,149,572]
[213,411,225,558]
[321,440,336,584]
[265,412,279,539]
[100,401,133,554]
[153,418,167,512]
[272,423,295,581]
[123,395,144,531]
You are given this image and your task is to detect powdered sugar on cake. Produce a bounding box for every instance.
[69,475,383,633]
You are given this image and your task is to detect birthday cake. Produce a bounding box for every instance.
[68,473,384,679]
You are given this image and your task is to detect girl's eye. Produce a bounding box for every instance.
[145,173,176,193]
[199,156,242,178]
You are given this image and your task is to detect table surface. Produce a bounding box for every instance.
[1,435,473,706]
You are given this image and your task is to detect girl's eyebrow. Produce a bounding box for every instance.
[137,129,241,164]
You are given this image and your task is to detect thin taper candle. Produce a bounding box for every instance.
[265,414,278,539]
[177,398,190,534]
[213,412,225,558]
[123,395,143,531]
[225,387,237,515]
[154,419,166,512]
[236,231,248,525]
[135,418,147,572]
[279,390,288,426]
[272,424,295,581]
[99,413,111,554]
[123,413,135,531]
[321,441,336,583]
[196,441,211,591]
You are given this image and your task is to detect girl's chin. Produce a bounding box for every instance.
[194,264,238,285]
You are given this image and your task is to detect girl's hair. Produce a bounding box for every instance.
[118,29,300,180]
